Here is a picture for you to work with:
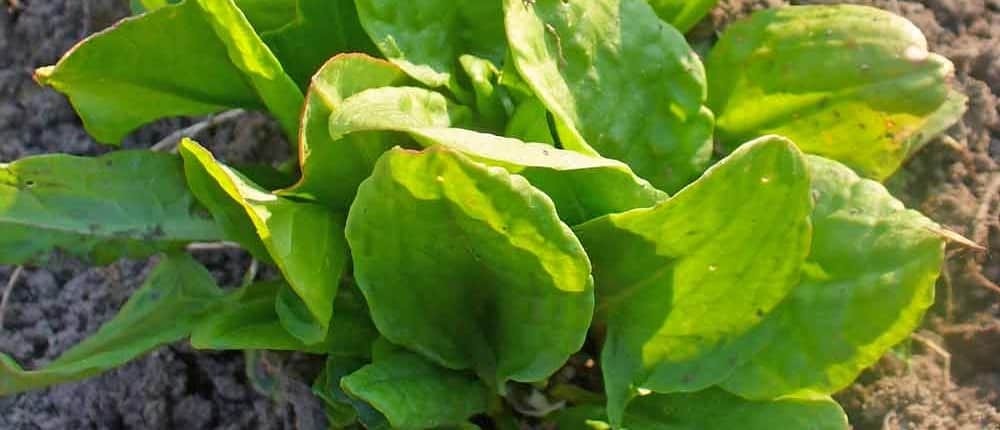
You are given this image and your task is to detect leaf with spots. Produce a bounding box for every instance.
[719,155,945,399]
[504,0,715,192]
[573,136,812,425]
[0,253,224,396]
[706,5,964,181]
[0,151,221,265]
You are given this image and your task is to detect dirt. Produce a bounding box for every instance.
[1,0,998,429]
[0,1,308,429]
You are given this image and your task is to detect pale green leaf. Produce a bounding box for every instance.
[719,155,944,399]
[706,5,964,181]
[504,0,714,192]
[0,253,224,395]
[342,350,491,429]
[345,146,593,387]
[36,0,302,143]
[574,136,812,424]
[553,389,848,430]
[180,139,347,344]
[0,151,221,265]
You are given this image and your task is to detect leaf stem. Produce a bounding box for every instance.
[150,109,246,153]
[0,265,25,330]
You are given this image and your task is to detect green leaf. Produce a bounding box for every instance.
[0,151,221,265]
[719,155,945,399]
[36,0,303,144]
[504,0,714,192]
[645,0,720,33]
[259,0,378,89]
[325,86,666,224]
[405,128,668,225]
[191,281,315,352]
[314,355,394,429]
[342,350,491,429]
[706,5,963,181]
[130,0,176,13]
[234,0,298,33]
[0,253,224,395]
[282,54,412,211]
[573,136,812,424]
[458,54,507,132]
[355,0,506,97]
[345,146,593,387]
[180,139,347,344]
[191,280,378,356]
[553,389,848,430]
[504,97,555,146]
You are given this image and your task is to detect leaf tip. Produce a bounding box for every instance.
[33,66,55,86]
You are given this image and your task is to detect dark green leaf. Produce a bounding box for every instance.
[706,5,963,181]
[355,0,506,97]
[0,253,223,395]
[346,146,593,387]
[342,350,491,429]
[504,0,714,192]
[574,136,811,424]
[260,0,378,89]
[0,151,221,265]
[36,0,303,143]
[720,155,945,399]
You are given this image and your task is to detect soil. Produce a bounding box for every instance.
[0,0,998,429]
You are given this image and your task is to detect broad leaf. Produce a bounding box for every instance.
[0,151,221,265]
[355,0,506,97]
[282,54,412,210]
[342,350,491,429]
[260,0,378,89]
[36,0,303,143]
[554,389,847,430]
[574,136,812,424]
[646,0,720,33]
[191,280,378,356]
[345,146,593,387]
[326,86,666,224]
[719,155,945,399]
[0,253,223,395]
[504,0,714,192]
[180,139,347,344]
[706,5,963,181]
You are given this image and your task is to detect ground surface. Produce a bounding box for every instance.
[0,0,998,429]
